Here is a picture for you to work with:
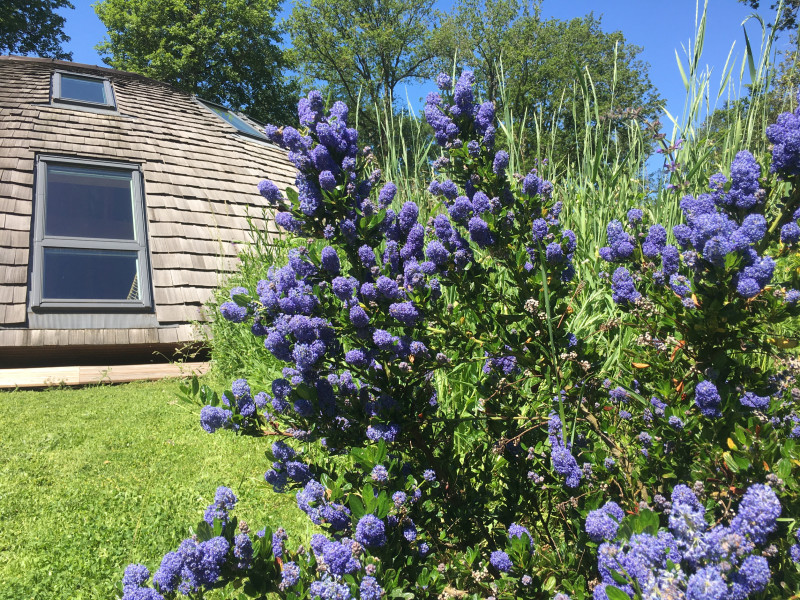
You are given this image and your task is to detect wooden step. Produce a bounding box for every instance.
[0,362,210,389]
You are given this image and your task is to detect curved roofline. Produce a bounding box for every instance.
[0,55,178,89]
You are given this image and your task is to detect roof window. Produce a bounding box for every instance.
[52,72,116,110]
[197,98,266,140]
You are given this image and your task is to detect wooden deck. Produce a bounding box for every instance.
[0,361,209,389]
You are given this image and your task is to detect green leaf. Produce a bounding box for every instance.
[604,585,632,600]
[196,520,214,542]
[348,493,366,520]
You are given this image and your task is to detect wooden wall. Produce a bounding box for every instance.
[0,56,295,364]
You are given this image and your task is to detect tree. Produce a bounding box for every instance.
[738,0,799,31]
[0,0,73,60]
[285,0,438,140]
[94,0,297,124]
[431,0,662,166]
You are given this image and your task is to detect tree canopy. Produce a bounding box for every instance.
[0,0,73,60]
[431,0,662,165]
[94,0,297,124]
[285,0,439,137]
[738,0,799,31]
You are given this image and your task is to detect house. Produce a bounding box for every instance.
[0,55,295,369]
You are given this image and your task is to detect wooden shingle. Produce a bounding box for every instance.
[0,56,295,359]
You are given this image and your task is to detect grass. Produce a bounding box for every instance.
[0,378,312,600]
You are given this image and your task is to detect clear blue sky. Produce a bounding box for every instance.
[60,0,788,138]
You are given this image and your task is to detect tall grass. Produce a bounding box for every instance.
[206,211,288,387]
[208,1,793,384]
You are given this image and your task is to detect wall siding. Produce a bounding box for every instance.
[0,56,295,362]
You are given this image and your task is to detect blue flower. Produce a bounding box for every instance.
[493,150,509,174]
[490,550,513,572]
[360,576,383,600]
[782,221,800,244]
[600,221,635,262]
[371,465,389,482]
[200,405,232,433]
[123,564,150,592]
[740,391,770,409]
[611,267,640,305]
[355,514,387,548]
[627,208,643,224]
[435,73,452,91]
[220,301,248,323]
[358,245,377,267]
[731,484,781,544]
[258,179,284,204]
[389,302,421,325]
[309,578,352,600]
[378,182,397,208]
[468,216,494,247]
[585,503,623,542]
[767,107,800,175]
[280,562,300,589]
[694,380,722,418]
[686,566,727,600]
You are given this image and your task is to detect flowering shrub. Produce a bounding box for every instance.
[122,80,800,599]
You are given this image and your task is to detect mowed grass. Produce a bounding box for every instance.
[0,377,311,600]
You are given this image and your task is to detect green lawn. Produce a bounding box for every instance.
[0,377,311,600]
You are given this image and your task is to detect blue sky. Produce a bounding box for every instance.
[60,0,788,138]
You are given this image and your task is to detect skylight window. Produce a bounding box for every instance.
[52,72,116,110]
[198,98,266,140]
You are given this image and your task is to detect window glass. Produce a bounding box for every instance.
[204,102,266,139]
[60,75,107,104]
[45,165,135,240]
[42,248,140,300]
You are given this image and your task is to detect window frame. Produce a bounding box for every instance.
[51,70,116,110]
[195,97,268,142]
[30,155,153,312]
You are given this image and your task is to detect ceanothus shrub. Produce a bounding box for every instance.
[122,79,800,600]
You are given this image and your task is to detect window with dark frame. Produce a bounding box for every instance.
[30,156,153,312]
[51,71,116,110]
[197,98,267,141]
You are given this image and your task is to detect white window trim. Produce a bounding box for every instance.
[51,70,116,110]
[30,155,154,313]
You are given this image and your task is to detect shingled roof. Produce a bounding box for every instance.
[0,55,296,365]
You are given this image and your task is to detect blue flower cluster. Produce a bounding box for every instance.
[126,535,230,597]
[601,151,783,305]
[425,71,575,287]
[203,485,237,526]
[591,483,780,600]
[766,93,800,177]
[264,440,311,491]
[200,377,268,434]
[296,479,352,530]
[548,412,582,488]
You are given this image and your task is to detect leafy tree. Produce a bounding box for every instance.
[431,0,662,166]
[738,0,799,31]
[285,0,438,140]
[94,0,297,124]
[0,0,73,60]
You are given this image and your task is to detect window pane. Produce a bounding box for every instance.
[60,75,107,104]
[43,248,140,300]
[45,164,135,240]
[206,103,266,139]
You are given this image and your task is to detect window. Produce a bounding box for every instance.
[30,156,152,312]
[197,98,267,141]
[52,71,116,110]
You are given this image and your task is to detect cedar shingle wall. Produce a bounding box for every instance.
[0,56,295,354]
